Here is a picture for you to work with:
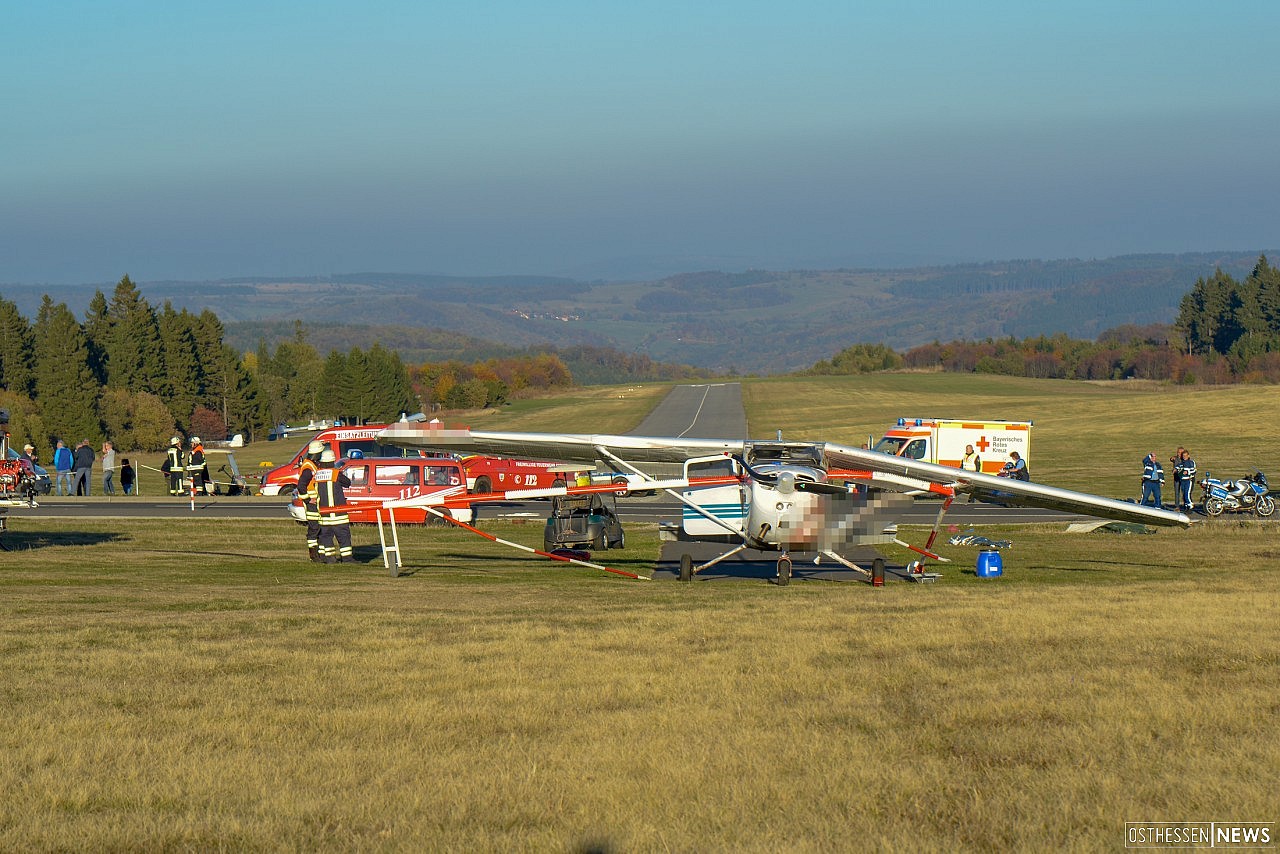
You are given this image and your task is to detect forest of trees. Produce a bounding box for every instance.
[813,256,1280,384]
[0,277,420,457]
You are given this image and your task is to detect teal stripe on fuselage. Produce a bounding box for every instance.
[684,504,745,520]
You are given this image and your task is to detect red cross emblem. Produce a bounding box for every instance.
[975,436,991,452]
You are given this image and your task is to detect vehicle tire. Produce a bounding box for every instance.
[679,554,693,582]
[609,530,625,550]
[1205,496,1224,517]
[544,538,555,553]
[427,509,453,527]
[591,530,606,550]
[777,556,792,586]
[1255,495,1276,518]
[472,476,491,495]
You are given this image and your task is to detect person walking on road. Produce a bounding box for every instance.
[1141,453,1165,507]
[53,440,73,495]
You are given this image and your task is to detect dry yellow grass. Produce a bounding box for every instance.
[2,518,1277,850]
[743,373,1280,498]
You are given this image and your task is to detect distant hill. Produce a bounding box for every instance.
[6,252,1273,374]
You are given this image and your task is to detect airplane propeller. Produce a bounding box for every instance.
[731,455,849,496]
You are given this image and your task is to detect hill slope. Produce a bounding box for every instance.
[6,252,1271,374]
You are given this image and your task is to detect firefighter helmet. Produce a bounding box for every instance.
[307,440,325,455]
[170,436,182,446]
[319,449,337,464]
[190,436,201,446]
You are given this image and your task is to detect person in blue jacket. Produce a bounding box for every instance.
[53,440,73,496]
[1141,453,1165,507]
[1173,448,1197,511]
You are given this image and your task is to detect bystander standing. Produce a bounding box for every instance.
[102,441,117,495]
[53,440,73,495]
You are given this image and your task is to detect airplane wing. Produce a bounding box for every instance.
[376,425,1191,528]
[821,443,1191,528]
[377,424,745,465]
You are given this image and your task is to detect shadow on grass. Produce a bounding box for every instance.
[0,530,125,551]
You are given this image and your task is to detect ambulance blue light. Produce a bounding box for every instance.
[915,419,923,426]
[897,418,905,426]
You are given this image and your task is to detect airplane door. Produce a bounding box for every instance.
[681,455,745,536]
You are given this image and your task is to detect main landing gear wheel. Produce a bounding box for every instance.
[679,554,693,583]
[872,557,885,578]
[777,556,792,586]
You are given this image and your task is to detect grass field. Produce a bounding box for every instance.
[5,373,1279,849]
[742,372,1280,499]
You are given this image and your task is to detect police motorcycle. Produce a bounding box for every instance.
[1199,469,1274,517]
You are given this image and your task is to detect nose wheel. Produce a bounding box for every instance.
[777,555,792,585]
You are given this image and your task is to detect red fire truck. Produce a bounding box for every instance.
[459,455,582,494]
[262,425,580,498]
[259,425,425,496]
[287,456,473,525]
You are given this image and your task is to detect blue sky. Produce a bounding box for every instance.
[3,0,1278,284]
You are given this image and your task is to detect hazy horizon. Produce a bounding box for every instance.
[4,2,1278,286]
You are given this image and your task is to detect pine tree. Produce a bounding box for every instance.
[82,289,110,384]
[366,342,414,420]
[157,302,202,430]
[105,275,166,394]
[1249,255,1280,352]
[317,350,349,419]
[203,343,266,439]
[0,295,36,397]
[33,296,102,444]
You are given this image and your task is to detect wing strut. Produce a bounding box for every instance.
[397,504,647,580]
[594,445,746,540]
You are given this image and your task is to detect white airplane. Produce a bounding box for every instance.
[375,424,1191,583]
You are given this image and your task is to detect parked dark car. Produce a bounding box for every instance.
[544,493,625,552]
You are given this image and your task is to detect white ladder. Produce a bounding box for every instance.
[377,507,402,576]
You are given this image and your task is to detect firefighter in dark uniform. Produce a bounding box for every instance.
[162,436,185,495]
[186,437,210,495]
[293,439,326,562]
[314,448,356,563]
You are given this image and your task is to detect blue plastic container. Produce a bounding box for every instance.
[975,549,1004,578]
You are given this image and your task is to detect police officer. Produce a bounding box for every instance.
[293,440,326,561]
[163,436,185,495]
[314,448,356,563]
[1141,453,1165,507]
[1174,449,1197,511]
